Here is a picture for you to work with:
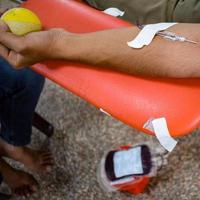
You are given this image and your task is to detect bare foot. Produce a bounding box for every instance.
[0,158,38,197]
[0,139,54,173]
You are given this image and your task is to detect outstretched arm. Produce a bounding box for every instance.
[0,22,200,77]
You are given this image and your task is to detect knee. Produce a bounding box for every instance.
[22,69,45,96]
[0,58,45,96]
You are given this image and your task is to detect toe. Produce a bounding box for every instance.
[41,151,52,156]
[42,165,52,173]
[24,186,32,198]
[16,188,24,197]
[43,156,54,164]
[30,180,39,193]
[39,151,54,172]
[21,187,28,198]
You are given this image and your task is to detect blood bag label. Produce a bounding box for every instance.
[113,146,143,178]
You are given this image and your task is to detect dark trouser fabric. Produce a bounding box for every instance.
[0,59,44,185]
[0,58,45,147]
[172,0,200,23]
[85,0,200,24]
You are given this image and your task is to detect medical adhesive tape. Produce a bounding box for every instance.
[128,23,177,49]
[143,117,178,152]
[103,8,125,17]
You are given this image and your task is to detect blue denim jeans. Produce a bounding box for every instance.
[0,58,45,185]
[0,58,45,147]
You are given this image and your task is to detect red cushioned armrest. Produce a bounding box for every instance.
[22,0,200,137]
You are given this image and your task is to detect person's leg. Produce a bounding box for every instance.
[0,157,38,197]
[0,58,53,172]
[0,58,44,146]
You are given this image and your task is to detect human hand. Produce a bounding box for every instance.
[0,25,70,69]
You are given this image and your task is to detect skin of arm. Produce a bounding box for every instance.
[0,22,200,78]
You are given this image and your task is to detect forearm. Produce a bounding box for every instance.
[58,24,200,78]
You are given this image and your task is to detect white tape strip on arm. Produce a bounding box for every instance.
[103,8,125,17]
[127,23,177,49]
[143,117,178,152]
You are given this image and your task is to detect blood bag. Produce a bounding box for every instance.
[97,144,166,195]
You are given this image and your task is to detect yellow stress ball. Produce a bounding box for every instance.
[1,8,42,36]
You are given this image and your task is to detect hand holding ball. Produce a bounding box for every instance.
[1,8,42,36]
